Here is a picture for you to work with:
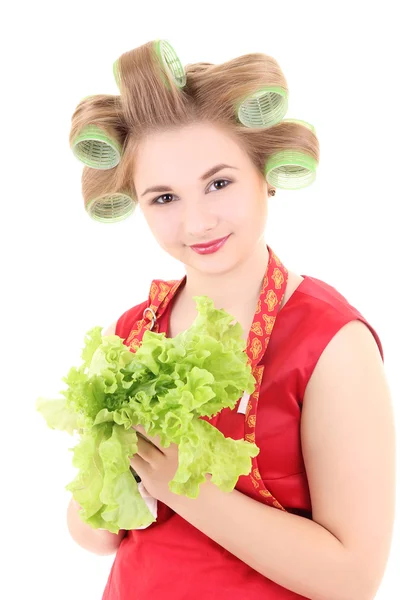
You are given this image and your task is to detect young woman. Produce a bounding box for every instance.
[67,40,395,599]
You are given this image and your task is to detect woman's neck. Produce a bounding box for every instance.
[181,241,270,314]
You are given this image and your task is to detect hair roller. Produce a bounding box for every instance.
[265,150,317,189]
[81,166,136,223]
[264,119,317,189]
[235,119,319,191]
[114,39,186,93]
[112,40,190,131]
[236,86,288,128]
[154,40,187,88]
[69,95,126,170]
[185,54,289,127]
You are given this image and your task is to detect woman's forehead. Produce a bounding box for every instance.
[135,123,244,170]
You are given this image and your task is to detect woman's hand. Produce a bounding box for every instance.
[130,425,180,504]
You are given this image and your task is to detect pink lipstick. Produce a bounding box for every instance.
[190,234,231,255]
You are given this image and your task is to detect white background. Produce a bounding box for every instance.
[1,1,398,598]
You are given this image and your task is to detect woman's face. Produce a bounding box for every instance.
[133,122,270,275]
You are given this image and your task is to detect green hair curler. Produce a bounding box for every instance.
[85,191,136,223]
[154,39,187,88]
[265,150,317,190]
[113,39,186,92]
[264,119,317,189]
[71,124,122,170]
[237,86,289,128]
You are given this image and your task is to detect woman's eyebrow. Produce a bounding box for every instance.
[200,163,238,181]
[140,163,238,197]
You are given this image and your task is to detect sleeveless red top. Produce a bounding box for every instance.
[102,245,384,599]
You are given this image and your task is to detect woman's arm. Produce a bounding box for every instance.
[165,320,396,600]
[67,497,126,555]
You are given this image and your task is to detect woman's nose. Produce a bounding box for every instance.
[183,200,219,237]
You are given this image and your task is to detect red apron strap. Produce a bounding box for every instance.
[125,276,185,350]
[245,247,289,371]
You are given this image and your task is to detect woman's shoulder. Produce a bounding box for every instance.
[266,273,384,395]
[290,273,373,326]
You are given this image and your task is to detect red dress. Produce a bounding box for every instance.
[102,245,384,599]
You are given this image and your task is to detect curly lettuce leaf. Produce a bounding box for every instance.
[66,422,154,533]
[168,417,259,497]
[37,294,259,533]
[98,424,155,530]
[36,397,79,435]
[80,326,103,369]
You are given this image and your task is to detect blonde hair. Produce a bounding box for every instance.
[69,40,320,220]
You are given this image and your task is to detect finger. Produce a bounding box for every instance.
[130,453,148,476]
[133,424,146,436]
[133,425,163,451]
[136,435,165,463]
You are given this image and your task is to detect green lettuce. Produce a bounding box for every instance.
[36,296,258,533]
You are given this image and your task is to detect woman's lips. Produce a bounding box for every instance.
[190,234,231,255]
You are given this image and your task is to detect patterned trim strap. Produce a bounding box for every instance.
[246,249,288,370]
[125,277,184,350]
[245,365,286,511]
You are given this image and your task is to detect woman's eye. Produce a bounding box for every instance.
[152,193,175,205]
[208,179,231,192]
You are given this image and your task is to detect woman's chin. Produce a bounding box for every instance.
[184,250,238,275]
